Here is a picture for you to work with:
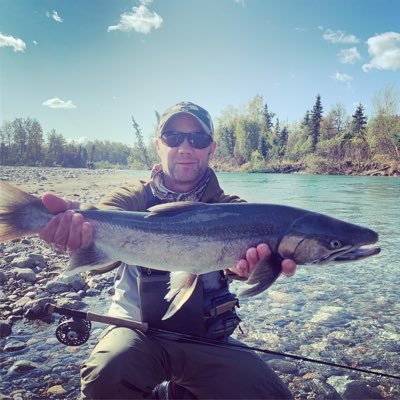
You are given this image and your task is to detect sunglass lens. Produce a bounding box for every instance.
[190,134,212,149]
[162,133,184,147]
[162,132,212,149]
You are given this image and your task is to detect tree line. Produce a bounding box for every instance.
[0,119,132,168]
[1,86,399,174]
[212,87,400,174]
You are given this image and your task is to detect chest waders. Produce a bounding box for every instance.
[141,185,241,399]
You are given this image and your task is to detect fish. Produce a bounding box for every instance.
[0,181,380,319]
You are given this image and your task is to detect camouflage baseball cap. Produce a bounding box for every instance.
[157,101,214,137]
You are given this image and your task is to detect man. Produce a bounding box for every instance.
[40,101,296,399]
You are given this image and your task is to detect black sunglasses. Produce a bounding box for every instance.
[161,131,213,149]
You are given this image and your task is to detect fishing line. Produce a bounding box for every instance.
[150,328,400,381]
[46,304,400,381]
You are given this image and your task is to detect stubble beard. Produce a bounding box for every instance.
[169,162,204,189]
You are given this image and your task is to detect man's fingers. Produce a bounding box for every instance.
[246,247,259,267]
[81,222,94,249]
[232,259,248,277]
[53,210,74,248]
[256,243,271,260]
[67,213,84,251]
[42,193,70,213]
[282,259,296,277]
[39,214,63,243]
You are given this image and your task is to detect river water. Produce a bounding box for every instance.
[1,170,399,399]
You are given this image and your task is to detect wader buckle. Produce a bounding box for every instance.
[204,299,239,320]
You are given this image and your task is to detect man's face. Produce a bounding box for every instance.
[156,113,216,192]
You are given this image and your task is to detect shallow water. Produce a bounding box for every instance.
[1,170,399,398]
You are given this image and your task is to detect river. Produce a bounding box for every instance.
[1,170,399,399]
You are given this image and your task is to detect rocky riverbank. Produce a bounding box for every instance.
[0,166,399,399]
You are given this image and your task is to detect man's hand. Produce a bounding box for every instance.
[39,193,93,252]
[230,243,296,278]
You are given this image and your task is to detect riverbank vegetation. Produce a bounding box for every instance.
[1,86,399,176]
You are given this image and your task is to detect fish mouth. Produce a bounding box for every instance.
[333,246,381,262]
[316,245,381,264]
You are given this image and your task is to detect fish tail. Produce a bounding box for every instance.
[162,272,199,320]
[0,181,49,242]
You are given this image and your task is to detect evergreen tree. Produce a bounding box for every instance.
[351,103,368,138]
[130,116,152,169]
[258,103,275,159]
[302,110,311,128]
[218,125,235,160]
[263,103,275,132]
[310,94,323,152]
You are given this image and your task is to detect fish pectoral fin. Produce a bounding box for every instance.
[66,244,116,276]
[240,257,282,297]
[162,272,198,320]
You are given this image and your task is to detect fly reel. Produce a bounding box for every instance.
[55,315,92,346]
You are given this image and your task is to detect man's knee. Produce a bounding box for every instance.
[80,355,119,397]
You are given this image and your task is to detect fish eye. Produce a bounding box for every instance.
[330,240,342,249]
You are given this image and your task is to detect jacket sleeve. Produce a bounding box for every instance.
[95,181,148,211]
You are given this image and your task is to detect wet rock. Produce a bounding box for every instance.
[267,290,296,304]
[0,271,7,283]
[65,292,82,300]
[4,340,27,352]
[23,297,54,319]
[85,288,101,297]
[56,298,87,310]
[7,315,23,323]
[58,274,86,291]
[11,256,35,269]
[47,385,67,396]
[45,280,71,294]
[327,375,353,395]
[14,295,32,308]
[13,268,37,283]
[0,320,12,338]
[7,360,41,375]
[45,274,86,294]
[343,380,383,399]
[304,379,341,399]
[24,291,36,299]
[267,359,298,374]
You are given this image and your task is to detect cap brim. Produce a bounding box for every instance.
[160,112,213,137]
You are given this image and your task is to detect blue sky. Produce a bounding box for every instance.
[1,0,399,145]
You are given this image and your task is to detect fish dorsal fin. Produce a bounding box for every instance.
[147,201,207,217]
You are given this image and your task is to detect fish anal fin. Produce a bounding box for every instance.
[65,244,116,276]
[162,272,198,320]
[240,256,282,297]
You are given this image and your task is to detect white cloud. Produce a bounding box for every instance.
[0,32,26,52]
[107,2,163,34]
[46,10,63,23]
[362,32,400,72]
[323,29,360,44]
[338,47,361,64]
[331,72,353,82]
[33,40,38,45]
[42,97,77,109]
[233,0,246,6]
